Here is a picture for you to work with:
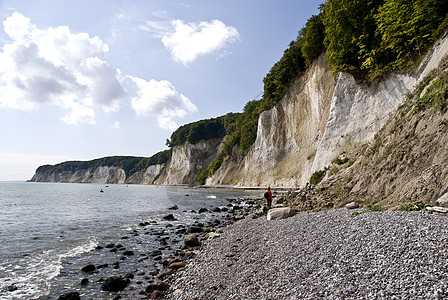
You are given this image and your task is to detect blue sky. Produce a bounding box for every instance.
[0,0,322,181]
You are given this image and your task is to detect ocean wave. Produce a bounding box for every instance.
[0,238,97,300]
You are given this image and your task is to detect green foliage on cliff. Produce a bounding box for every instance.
[322,0,448,78]
[167,113,240,147]
[262,39,307,109]
[195,99,264,184]
[36,150,171,177]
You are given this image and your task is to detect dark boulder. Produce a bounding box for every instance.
[58,292,80,300]
[123,250,135,256]
[101,276,130,292]
[184,234,201,247]
[151,290,166,299]
[198,208,208,213]
[188,225,202,233]
[145,281,170,293]
[168,205,179,210]
[81,264,96,272]
[7,285,18,292]
[163,214,176,221]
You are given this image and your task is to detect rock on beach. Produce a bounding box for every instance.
[266,207,296,220]
[168,209,448,299]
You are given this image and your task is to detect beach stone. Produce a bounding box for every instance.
[345,202,359,209]
[80,278,89,285]
[168,205,179,210]
[149,250,163,257]
[101,276,130,292]
[267,207,296,220]
[156,269,175,279]
[7,285,18,292]
[169,262,186,269]
[436,192,448,207]
[81,264,96,272]
[198,208,208,213]
[205,232,221,239]
[426,206,448,213]
[58,292,80,300]
[184,234,201,247]
[234,214,245,220]
[189,225,203,233]
[123,250,135,256]
[163,214,176,221]
[151,290,166,299]
[97,263,108,269]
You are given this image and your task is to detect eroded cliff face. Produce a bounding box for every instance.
[30,165,131,184]
[155,138,222,185]
[126,164,164,184]
[209,33,448,188]
[237,54,335,187]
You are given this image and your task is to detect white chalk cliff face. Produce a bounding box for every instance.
[127,164,164,184]
[155,138,222,185]
[209,33,448,187]
[238,54,335,187]
[30,166,126,184]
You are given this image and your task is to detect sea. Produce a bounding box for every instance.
[0,181,260,299]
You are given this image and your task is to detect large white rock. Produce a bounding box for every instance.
[426,206,448,213]
[267,207,296,220]
[436,192,448,207]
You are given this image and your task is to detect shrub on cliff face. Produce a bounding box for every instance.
[310,170,326,185]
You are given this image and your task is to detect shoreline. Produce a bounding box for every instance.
[166,208,448,299]
[48,189,268,300]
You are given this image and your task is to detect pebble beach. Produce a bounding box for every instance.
[168,209,448,299]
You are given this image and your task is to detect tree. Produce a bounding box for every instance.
[301,14,326,67]
[375,0,448,69]
[322,0,384,77]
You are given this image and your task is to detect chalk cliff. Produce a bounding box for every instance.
[30,34,448,189]
[29,164,164,184]
[155,138,222,185]
[206,33,448,188]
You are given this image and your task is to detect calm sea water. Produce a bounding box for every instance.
[0,182,259,299]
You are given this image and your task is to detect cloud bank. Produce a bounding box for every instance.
[0,12,197,129]
[161,19,240,65]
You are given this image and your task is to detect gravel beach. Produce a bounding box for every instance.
[168,209,448,299]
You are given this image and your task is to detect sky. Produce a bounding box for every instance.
[0,0,322,181]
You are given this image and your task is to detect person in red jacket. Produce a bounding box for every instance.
[264,186,273,209]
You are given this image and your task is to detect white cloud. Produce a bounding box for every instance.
[113,121,120,129]
[161,19,239,65]
[61,102,96,125]
[125,76,198,130]
[0,12,197,129]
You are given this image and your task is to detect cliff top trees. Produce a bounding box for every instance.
[166,113,240,147]
[323,0,448,78]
